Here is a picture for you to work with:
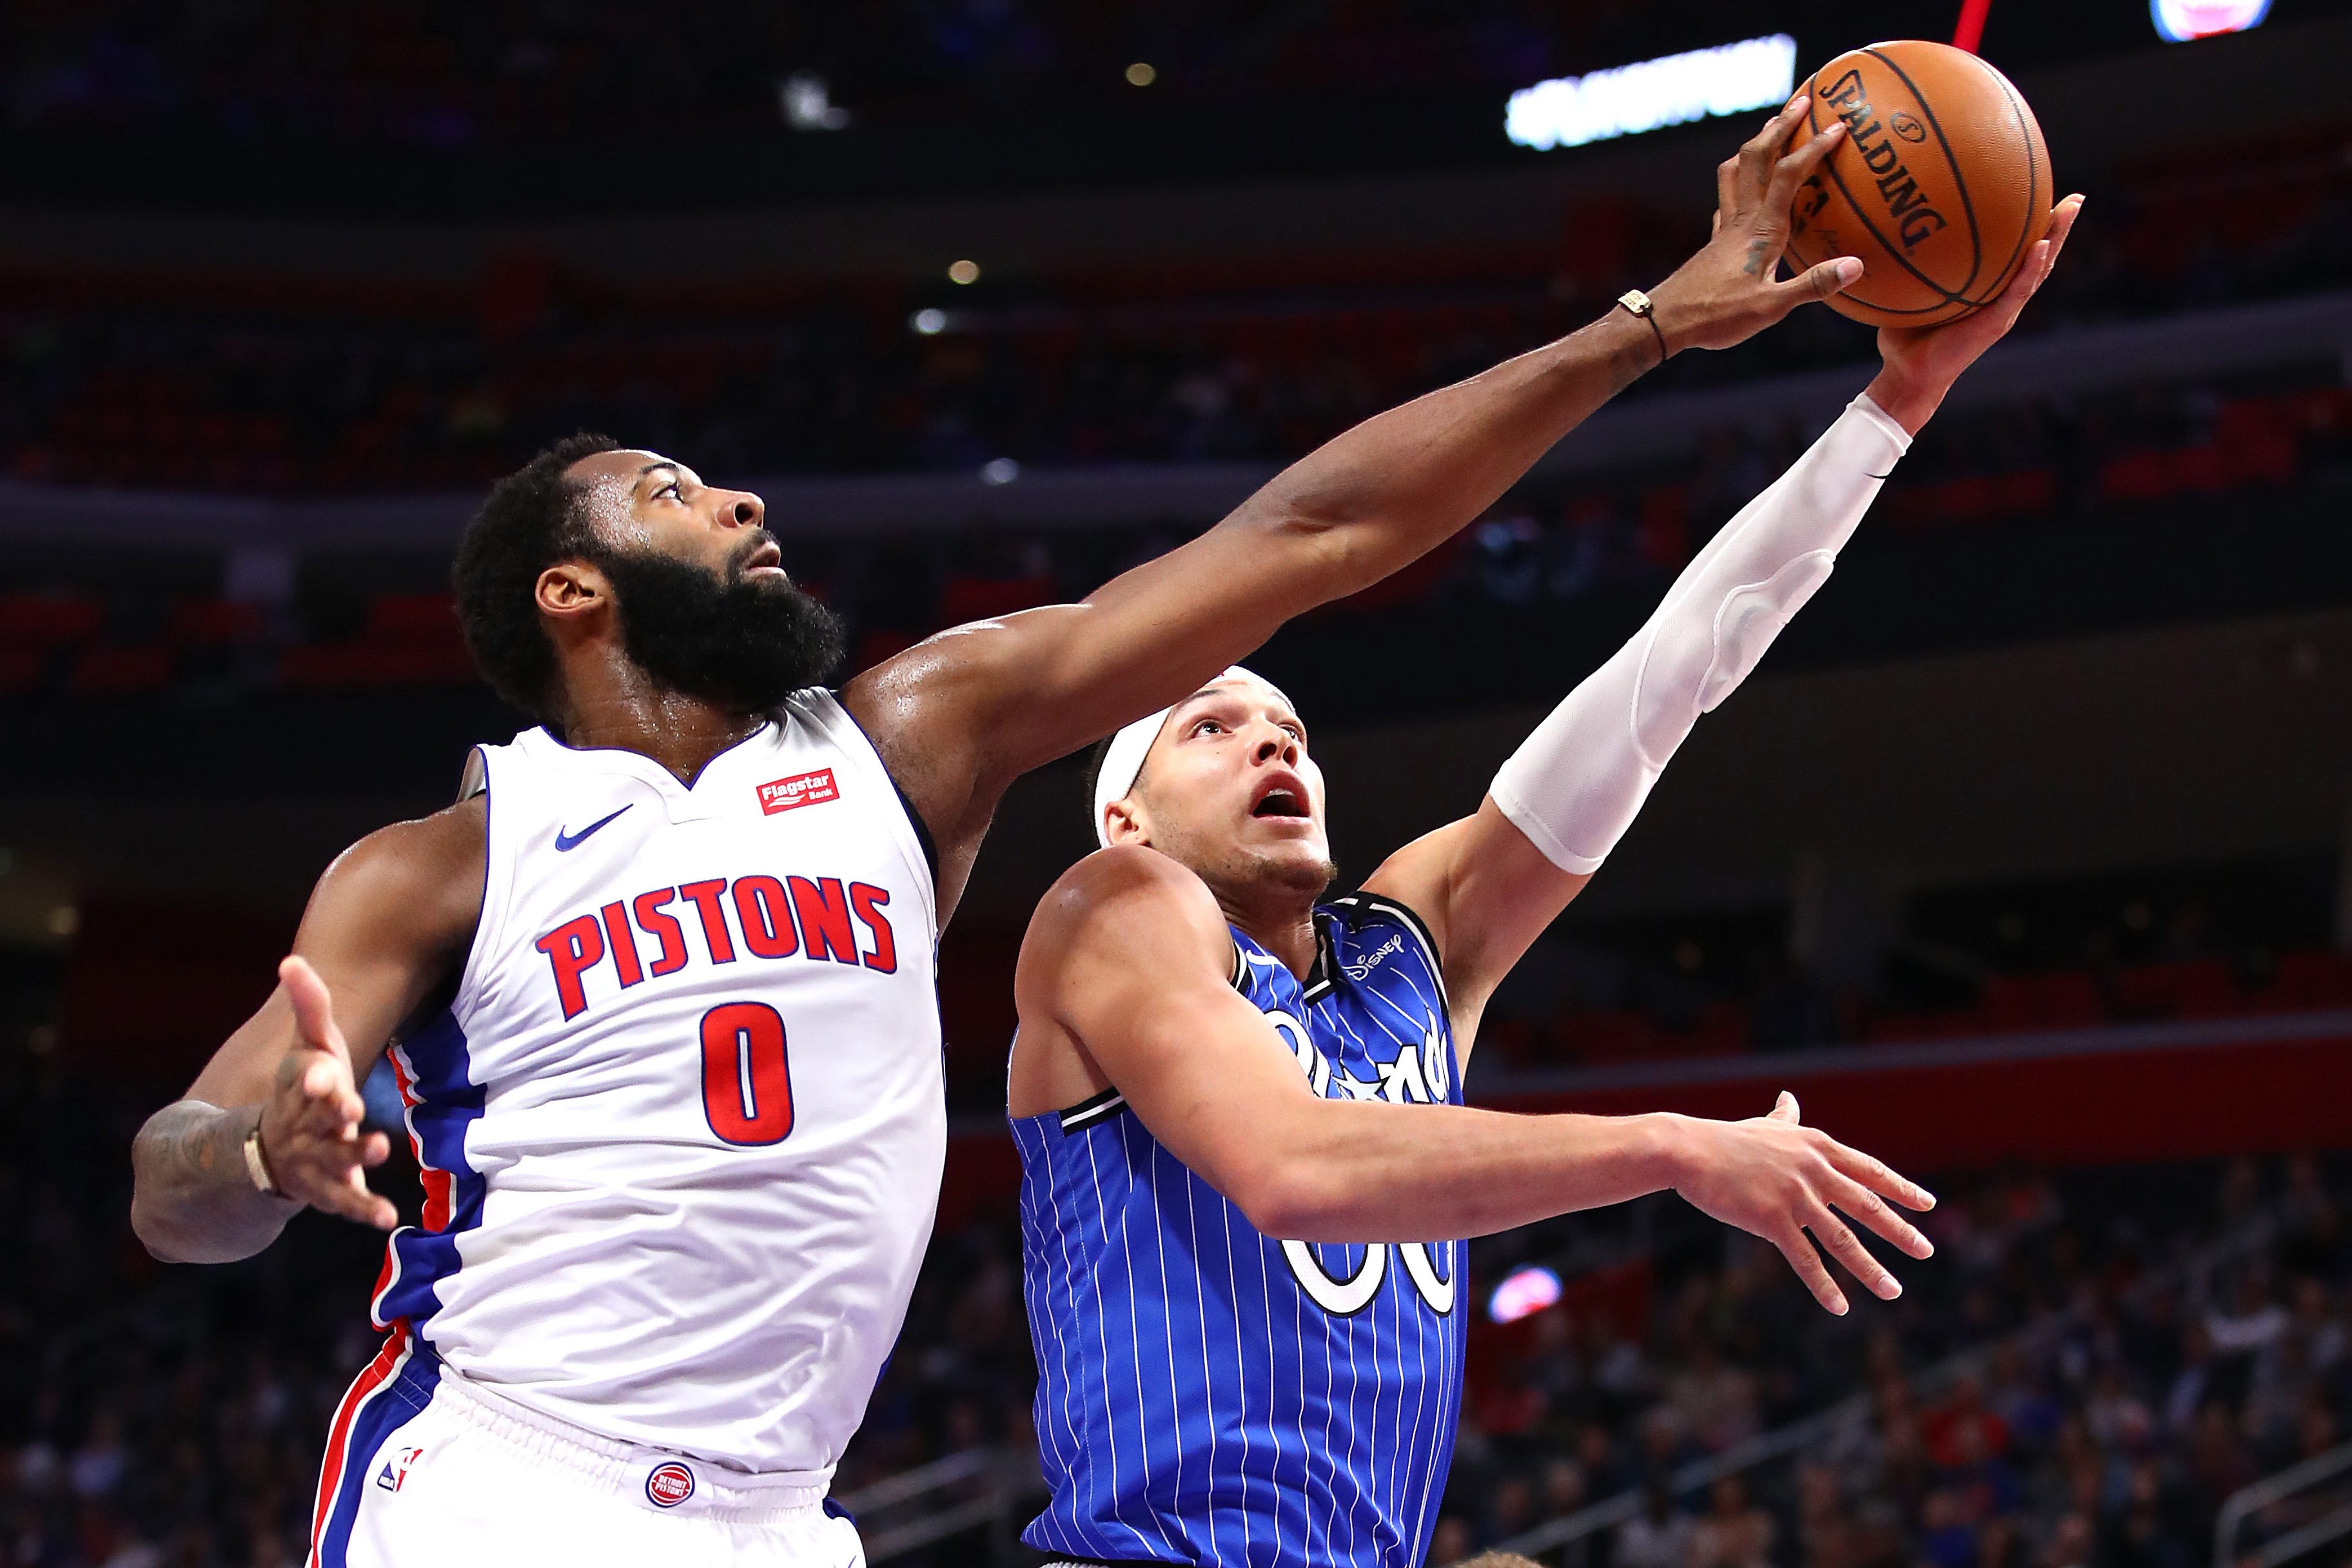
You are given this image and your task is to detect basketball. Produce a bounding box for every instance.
[1785,39,2053,329]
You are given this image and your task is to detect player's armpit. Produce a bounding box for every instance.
[1358,798,1592,1058]
[187,799,485,1106]
[1015,846,1331,1230]
[132,799,485,1264]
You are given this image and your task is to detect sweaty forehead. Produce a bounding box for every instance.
[565,449,688,491]
[1187,674,1289,711]
[1154,675,1303,745]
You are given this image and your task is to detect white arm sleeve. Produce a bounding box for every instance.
[1491,392,1911,874]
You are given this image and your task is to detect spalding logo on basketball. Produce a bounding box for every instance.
[645,1461,697,1508]
[1784,40,2054,329]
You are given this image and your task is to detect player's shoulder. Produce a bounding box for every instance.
[1021,846,1229,979]
[313,797,488,952]
[1045,842,1218,915]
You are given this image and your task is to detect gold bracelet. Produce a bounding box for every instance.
[1616,288,1669,365]
[244,1122,288,1198]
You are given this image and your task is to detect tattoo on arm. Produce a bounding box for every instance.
[131,1100,295,1264]
[1743,238,1773,277]
[139,1099,246,1185]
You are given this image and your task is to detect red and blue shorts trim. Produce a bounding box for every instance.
[308,1323,440,1568]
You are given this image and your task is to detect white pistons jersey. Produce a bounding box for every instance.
[369,687,943,1482]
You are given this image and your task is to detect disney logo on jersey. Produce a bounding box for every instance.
[1340,931,1405,983]
[757,768,839,815]
[534,871,899,1020]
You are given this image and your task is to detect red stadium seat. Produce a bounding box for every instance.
[1863,1011,1940,1044]
[940,574,1055,624]
[1557,1010,1659,1066]
[1319,534,1460,616]
[853,629,917,670]
[0,645,44,693]
[1638,485,1691,567]
[68,644,176,697]
[2265,950,2352,1009]
[1994,468,2058,516]
[166,599,268,646]
[2032,970,2107,1028]
[364,592,463,642]
[2110,959,2238,1020]
[0,594,104,647]
[1681,1001,1749,1057]
[1978,975,2041,1032]
[2097,450,2172,504]
[1936,475,1998,523]
[2168,446,2230,495]
[279,592,476,689]
[2215,400,2299,487]
[280,642,473,689]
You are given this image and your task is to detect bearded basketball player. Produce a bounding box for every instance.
[1008,188,2084,1568]
[126,97,1954,1568]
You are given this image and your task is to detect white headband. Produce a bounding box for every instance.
[1092,667,1295,848]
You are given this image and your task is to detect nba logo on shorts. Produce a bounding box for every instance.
[645,1461,696,1508]
[373,1445,425,1493]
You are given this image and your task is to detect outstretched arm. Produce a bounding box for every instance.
[846,98,1864,914]
[130,803,484,1264]
[1364,195,2086,1043]
[1015,845,1934,1314]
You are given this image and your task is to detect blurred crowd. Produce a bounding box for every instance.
[2,1,2159,144]
[843,1157,2347,1568]
[1436,1154,2352,1568]
[6,133,2347,497]
[1479,854,2352,1073]
[0,1040,388,1568]
[4,351,2344,749]
[3,953,2341,1568]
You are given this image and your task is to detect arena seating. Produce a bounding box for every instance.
[1,360,2345,714]
[0,1,2129,142]
[3,124,2344,495]
[3,1012,2340,1568]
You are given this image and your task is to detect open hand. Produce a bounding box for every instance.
[257,956,398,1230]
[1644,95,1863,356]
[1867,193,2085,435]
[1669,1091,1934,1315]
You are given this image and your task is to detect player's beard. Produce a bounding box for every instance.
[1171,822,1337,906]
[1236,845,1339,902]
[596,534,845,714]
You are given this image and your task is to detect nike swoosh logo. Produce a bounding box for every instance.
[554,805,632,852]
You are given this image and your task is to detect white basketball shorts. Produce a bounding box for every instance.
[309,1329,866,1568]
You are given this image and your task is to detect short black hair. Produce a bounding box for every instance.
[452,432,622,725]
[1079,733,1119,821]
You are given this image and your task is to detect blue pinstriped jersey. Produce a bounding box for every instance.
[1012,893,1466,1568]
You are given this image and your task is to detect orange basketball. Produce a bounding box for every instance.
[1784,40,2053,329]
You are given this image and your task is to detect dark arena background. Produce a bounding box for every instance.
[5,2,2352,1565]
